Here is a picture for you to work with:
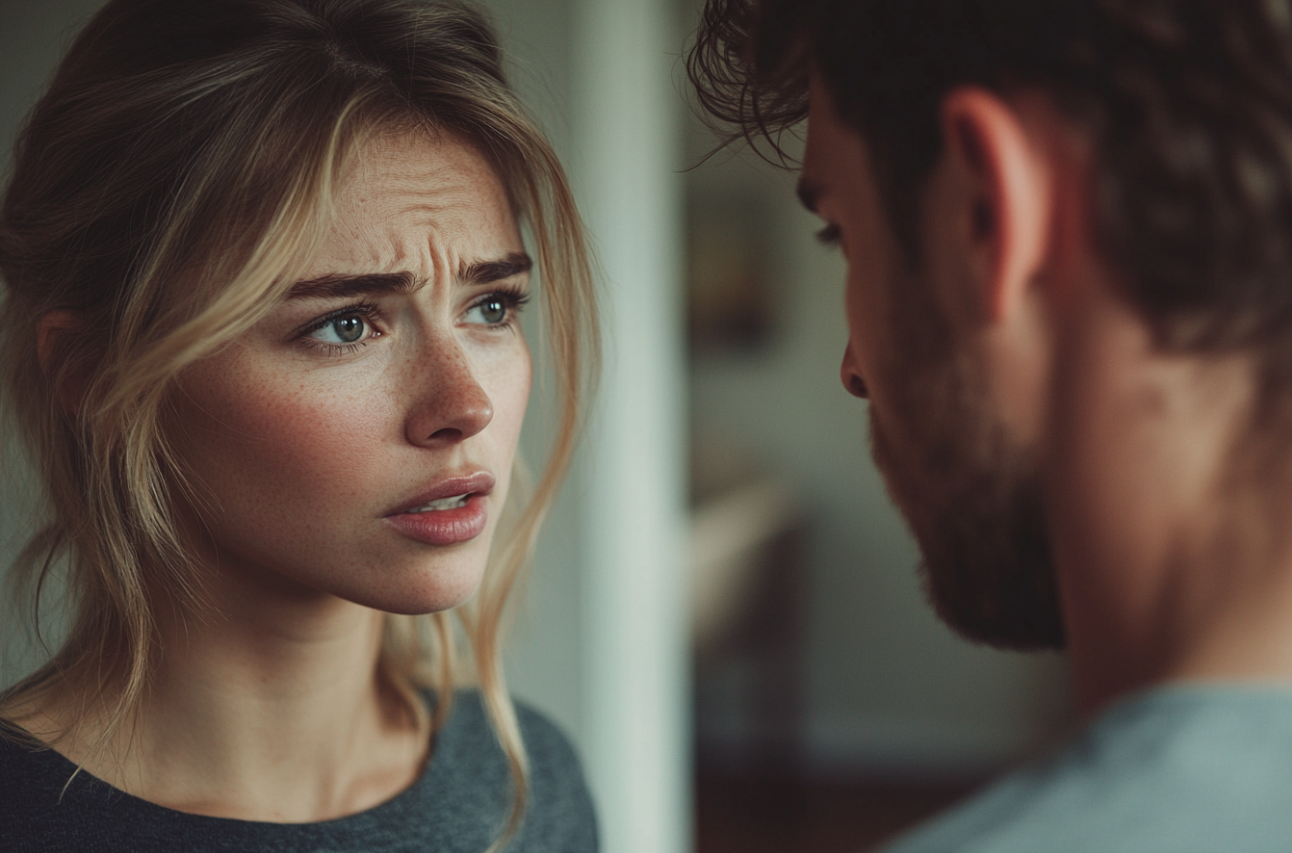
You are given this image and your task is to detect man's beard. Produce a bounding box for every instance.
[869,274,1065,651]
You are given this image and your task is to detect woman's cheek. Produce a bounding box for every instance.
[183,360,388,499]
[481,337,532,423]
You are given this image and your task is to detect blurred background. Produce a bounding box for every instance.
[0,0,1072,851]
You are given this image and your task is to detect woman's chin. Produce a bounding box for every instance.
[341,560,489,616]
[374,584,482,616]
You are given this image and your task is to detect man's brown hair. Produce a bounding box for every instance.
[688,0,1292,366]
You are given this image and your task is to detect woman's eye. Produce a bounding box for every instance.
[465,296,510,326]
[308,314,369,345]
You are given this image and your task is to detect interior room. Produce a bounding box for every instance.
[0,1,1072,850]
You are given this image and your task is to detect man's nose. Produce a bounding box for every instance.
[406,344,494,446]
[840,345,869,399]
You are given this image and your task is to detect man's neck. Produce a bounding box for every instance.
[1044,276,1292,717]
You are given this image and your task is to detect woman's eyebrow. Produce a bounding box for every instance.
[461,252,533,286]
[288,271,420,300]
[287,253,532,300]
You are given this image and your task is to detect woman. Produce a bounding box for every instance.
[0,0,598,850]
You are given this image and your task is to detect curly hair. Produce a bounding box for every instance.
[688,0,1292,363]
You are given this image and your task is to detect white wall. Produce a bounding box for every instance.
[486,0,691,849]
[0,0,107,689]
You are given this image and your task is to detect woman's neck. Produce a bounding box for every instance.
[35,573,429,823]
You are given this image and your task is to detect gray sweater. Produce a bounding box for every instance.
[0,691,598,852]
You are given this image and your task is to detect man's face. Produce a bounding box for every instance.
[800,77,1065,650]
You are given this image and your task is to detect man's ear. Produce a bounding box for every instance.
[38,310,86,415]
[938,87,1052,323]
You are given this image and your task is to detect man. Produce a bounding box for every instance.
[688,1,1292,850]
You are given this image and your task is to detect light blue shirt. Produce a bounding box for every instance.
[883,685,1292,852]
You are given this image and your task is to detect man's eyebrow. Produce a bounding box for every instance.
[461,252,533,286]
[796,177,822,214]
[288,271,420,300]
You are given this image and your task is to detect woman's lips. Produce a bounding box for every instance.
[383,471,495,546]
[384,492,489,546]
[387,472,496,516]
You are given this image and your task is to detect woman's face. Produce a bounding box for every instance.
[170,133,532,614]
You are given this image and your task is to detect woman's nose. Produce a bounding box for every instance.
[406,345,494,446]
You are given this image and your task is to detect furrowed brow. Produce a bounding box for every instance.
[288,271,421,300]
[461,252,533,286]
[796,177,822,214]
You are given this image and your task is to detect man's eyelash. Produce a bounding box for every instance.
[816,223,842,246]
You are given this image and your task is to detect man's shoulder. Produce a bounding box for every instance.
[882,685,1292,853]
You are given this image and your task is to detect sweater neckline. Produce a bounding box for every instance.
[4,690,466,831]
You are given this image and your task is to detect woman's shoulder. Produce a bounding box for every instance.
[434,689,592,794]
[433,690,599,851]
[436,690,582,765]
[0,724,70,802]
[0,727,126,852]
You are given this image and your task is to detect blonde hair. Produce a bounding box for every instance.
[0,0,596,845]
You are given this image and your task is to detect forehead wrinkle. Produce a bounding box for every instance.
[375,225,487,293]
[312,135,522,294]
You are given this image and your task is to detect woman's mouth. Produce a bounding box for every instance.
[385,473,495,546]
[386,493,488,546]
[404,493,471,512]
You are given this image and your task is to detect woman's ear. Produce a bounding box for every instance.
[38,310,86,415]
[938,86,1053,324]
